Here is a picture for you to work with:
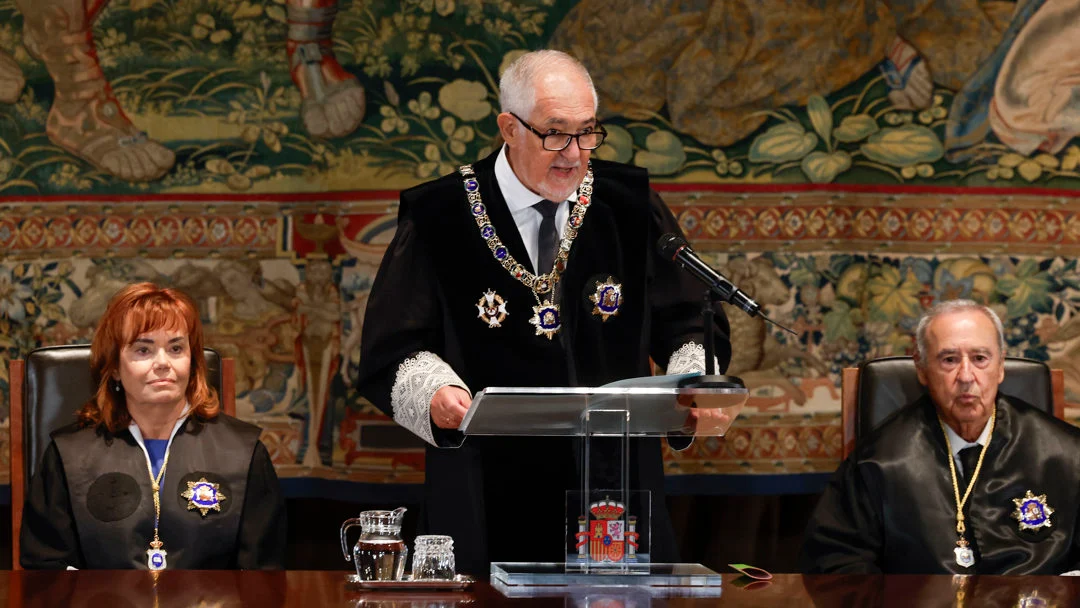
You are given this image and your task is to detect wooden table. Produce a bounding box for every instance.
[6,570,1080,606]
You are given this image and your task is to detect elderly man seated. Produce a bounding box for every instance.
[800,299,1080,574]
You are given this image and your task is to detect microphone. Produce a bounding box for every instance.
[657,233,760,316]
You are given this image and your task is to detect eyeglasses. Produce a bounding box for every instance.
[510,112,607,151]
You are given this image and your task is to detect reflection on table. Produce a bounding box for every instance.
[6,570,1080,606]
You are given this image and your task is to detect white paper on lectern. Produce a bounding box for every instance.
[584,372,704,413]
[458,373,712,436]
[598,372,702,389]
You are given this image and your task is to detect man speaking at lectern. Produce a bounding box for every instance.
[357,50,731,574]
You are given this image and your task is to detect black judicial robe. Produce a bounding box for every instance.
[21,414,286,570]
[357,151,731,575]
[800,395,1080,574]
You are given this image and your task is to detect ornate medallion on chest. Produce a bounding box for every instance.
[182,477,228,516]
[476,289,509,328]
[458,163,594,339]
[1012,490,1054,532]
[529,302,561,338]
[589,276,622,321]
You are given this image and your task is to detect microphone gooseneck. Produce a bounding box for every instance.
[656,233,760,316]
[657,233,798,337]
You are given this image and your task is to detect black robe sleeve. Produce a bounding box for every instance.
[798,456,885,574]
[235,441,287,570]
[356,206,465,447]
[357,212,439,415]
[645,190,732,372]
[20,442,85,570]
[358,211,434,416]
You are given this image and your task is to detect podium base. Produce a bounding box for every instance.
[490,562,722,598]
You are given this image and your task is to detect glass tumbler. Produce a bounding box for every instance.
[411,535,456,580]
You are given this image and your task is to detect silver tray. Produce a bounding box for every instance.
[345,573,475,590]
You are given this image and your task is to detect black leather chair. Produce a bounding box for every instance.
[841,356,1064,458]
[9,344,234,568]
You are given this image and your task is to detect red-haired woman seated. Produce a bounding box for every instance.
[20,283,286,569]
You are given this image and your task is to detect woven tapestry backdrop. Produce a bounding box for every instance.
[0,0,1077,491]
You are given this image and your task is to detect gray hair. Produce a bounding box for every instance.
[499,50,599,119]
[914,299,1006,367]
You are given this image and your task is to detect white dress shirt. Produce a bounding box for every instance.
[494,146,577,273]
[943,416,993,478]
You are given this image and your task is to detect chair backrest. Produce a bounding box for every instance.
[10,344,234,569]
[840,356,1064,459]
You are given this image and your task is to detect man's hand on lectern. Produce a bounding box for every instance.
[675,393,733,435]
[431,385,472,429]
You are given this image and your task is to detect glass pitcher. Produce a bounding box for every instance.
[340,507,408,581]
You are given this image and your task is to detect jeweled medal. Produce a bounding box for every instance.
[459,163,594,339]
[182,477,227,516]
[953,540,974,568]
[147,539,167,570]
[476,289,509,328]
[1012,490,1054,532]
[589,276,622,321]
[530,301,561,339]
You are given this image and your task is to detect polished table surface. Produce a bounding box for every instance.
[5,570,1080,606]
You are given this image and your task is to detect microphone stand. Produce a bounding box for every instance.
[678,289,745,391]
[668,289,750,445]
[704,290,718,376]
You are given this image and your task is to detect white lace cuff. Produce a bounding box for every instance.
[666,341,721,375]
[391,351,470,447]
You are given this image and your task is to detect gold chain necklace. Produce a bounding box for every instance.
[145,443,173,570]
[938,410,995,569]
[458,163,594,339]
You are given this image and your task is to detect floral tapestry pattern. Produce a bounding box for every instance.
[1,0,1079,192]
[0,1,1078,490]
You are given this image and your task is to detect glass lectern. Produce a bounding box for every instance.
[457,374,747,593]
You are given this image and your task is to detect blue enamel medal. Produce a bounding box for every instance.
[1012,490,1054,531]
[530,302,561,339]
[953,541,974,568]
[147,540,167,570]
[589,277,622,321]
[182,477,227,517]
